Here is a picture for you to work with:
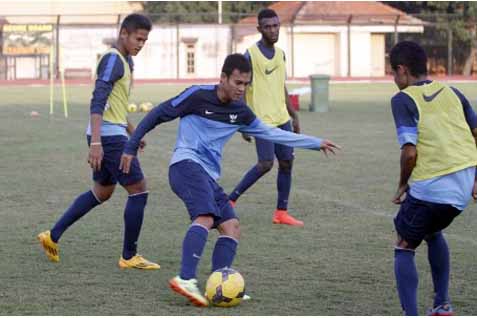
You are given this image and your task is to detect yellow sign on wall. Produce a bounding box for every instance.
[2,24,53,55]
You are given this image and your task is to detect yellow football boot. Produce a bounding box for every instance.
[118,255,160,270]
[37,230,59,262]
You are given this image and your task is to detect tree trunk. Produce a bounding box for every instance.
[463,26,477,76]
[462,46,476,75]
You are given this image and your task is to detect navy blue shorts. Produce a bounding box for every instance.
[169,160,237,228]
[255,120,294,162]
[87,135,144,186]
[394,194,461,248]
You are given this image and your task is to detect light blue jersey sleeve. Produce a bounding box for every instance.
[240,118,322,150]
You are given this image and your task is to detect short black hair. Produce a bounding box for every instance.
[221,53,251,77]
[120,13,152,33]
[390,41,427,77]
[258,8,278,24]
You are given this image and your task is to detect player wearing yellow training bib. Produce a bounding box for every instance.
[389,41,477,316]
[229,9,304,227]
[37,14,160,270]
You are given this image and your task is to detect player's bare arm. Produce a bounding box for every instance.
[392,144,417,204]
[88,113,103,172]
[285,86,300,133]
[472,128,477,200]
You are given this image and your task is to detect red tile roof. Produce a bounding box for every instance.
[239,1,422,25]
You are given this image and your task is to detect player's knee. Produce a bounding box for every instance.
[395,236,418,250]
[93,184,115,202]
[219,219,240,240]
[278,160,293,173]
[424,231,443,243]
[124,178,147,195]
[194,215,214,230]
[257,160,273,173]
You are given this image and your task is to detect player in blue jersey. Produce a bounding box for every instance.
[37,14,160,270]
[119,54,340,306]
[389,41,477,315]
[229,9,305,226]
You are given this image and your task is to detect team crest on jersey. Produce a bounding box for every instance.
[229,114,238,123]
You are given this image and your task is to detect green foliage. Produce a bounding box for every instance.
[143,1,271,24]
[384,1,477,74]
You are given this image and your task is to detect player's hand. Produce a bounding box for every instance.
[392,184,409,205]
[139,139,146,154]
[241,133,252,143]
[119,153,135,174]
[292,117,301,134]
[88,144,103,172]
[319,140,340,157]
[472,180,477,201]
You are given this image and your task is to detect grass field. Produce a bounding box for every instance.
[1,82,477,315]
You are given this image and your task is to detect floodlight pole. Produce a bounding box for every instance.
[347,15,352,77]
[218,1,222,24]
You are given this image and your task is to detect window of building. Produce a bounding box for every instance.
[186,44,195,74]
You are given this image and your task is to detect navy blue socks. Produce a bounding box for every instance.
[277,167,292,210]
[394,248,418,315]
[50,190,101,242]
[229,165,265,202]
[122,192,148,260]
[426,232,450,307]
[180,224,209,280]
[211,236,238,272]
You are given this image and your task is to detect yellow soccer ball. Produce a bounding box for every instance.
[139,101,152,112]
[205,267,245,307]
[127,103,137,113]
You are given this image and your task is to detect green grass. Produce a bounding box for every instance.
[1,82,477,315]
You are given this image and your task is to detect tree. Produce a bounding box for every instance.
[143,1,272,24]
[384,1,477,75]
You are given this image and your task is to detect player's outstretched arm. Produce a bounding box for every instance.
[319,140,340,157]
[240,118,340,155]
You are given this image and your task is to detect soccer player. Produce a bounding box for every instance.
[228,9,304,226]
[390,41,477,315]
[119,53,340,306]
[37,14,160,270]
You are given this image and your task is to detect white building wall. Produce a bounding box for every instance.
[134,27,178,79]
[350,31,371,76]
[58,24,231,79]
[59,26,118,77]
[176,25,231,78]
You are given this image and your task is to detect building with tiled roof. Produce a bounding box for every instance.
[236,1,424,77]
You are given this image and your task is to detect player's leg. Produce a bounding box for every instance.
[117,153,159,270]
[212,185,240,271]
[394,236,419,316]
[425,232,452,315]
[38,183,113,263]
[273,121,303,226]
[168,160,216,306]
[424,205,460,315]
[228,137,274,206]
[393,194,441,315]
[38,137,117,263]
[210,189,251,300]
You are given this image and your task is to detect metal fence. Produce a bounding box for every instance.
[0,13,475,80]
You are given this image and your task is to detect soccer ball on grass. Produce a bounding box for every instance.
[205,267,245,307]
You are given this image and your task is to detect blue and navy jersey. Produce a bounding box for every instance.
[124,85,323,180]
[391,80,477,210]
[87,50,134,137]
